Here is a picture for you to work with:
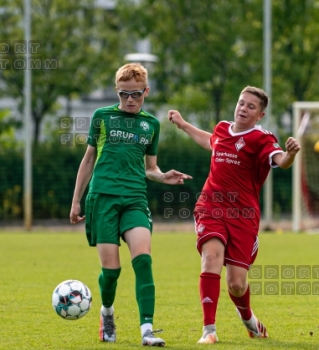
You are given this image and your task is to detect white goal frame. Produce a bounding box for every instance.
[292,101,319,232]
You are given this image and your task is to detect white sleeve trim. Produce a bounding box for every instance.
[269,150,284,168]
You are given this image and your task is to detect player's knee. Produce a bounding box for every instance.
[132,253,152,271]
[227,280,246,295]
[201,252,223,271]
[99,267,121,287]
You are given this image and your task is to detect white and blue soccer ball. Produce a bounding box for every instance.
[52,280,92,320]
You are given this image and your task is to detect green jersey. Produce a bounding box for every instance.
[87,104,160,196]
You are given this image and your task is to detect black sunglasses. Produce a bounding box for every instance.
[118,88,146,99]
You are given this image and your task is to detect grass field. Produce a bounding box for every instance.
[0,230,319,350]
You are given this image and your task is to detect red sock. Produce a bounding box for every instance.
[199,272,220,325]
[228,285,252,321]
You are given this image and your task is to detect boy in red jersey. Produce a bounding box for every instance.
[70,63,192,346]
[167,86,300,344]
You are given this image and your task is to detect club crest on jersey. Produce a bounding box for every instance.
[273,143,280,148]
[140,121,150,131]
[197,223,205,233]
[235,137,245,151]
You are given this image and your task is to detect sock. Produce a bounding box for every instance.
[99,267,121,307]
[132,254,155,326]
[199,272,221,326]
[204,324,216,332]
[101,305,114,316]
[228,284,252,321]
[141,323,152,337]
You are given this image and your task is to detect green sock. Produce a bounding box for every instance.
[99,267,121,307]
[132,254,155,325]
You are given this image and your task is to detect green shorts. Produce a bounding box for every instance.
[85,193,152,246]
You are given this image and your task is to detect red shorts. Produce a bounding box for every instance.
[194,210,259,270]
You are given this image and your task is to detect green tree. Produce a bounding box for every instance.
[272,0,319,114]
[118,0,319,128]
[0,0,123,144]
[0,108,22,149]
[118,0,264,129]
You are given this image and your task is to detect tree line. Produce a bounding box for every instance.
[0,124,292,220]
[0,0,316,220]
[1,0,318,143]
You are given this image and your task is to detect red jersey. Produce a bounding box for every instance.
[195,121,283,229]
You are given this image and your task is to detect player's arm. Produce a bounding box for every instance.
[145,155,192,185]
[70,145,97,224]
[167,110,212,151]
[272,137,301,169]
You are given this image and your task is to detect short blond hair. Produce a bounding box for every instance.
[115,63,148,87]
[240,86,269,111]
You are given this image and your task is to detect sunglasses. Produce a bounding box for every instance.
[118,88,146,99]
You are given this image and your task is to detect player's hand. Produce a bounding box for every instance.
[163,170,193,185]
[167,110,186,129]
[285,137,301,155]
[70,202,85,224]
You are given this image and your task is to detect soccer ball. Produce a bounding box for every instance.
[52,280,92,320]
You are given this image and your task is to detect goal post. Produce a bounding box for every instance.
[292,102,319,232]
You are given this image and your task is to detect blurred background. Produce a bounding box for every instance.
[1,0,319,231]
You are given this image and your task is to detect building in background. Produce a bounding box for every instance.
[0,0,159,143]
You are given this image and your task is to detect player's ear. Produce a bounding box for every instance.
[258,112,265,121]
[144,86,150,97]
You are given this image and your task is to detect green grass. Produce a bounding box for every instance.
[0,230,319,349]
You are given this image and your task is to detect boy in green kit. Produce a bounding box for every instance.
[70,63,192,346]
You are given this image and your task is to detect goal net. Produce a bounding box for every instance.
[292,102,319,232]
